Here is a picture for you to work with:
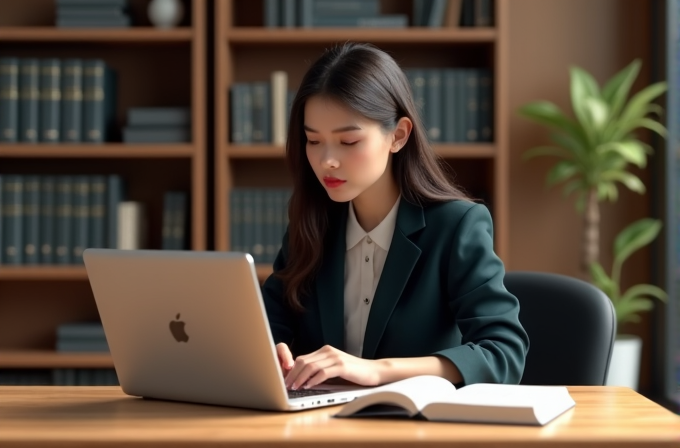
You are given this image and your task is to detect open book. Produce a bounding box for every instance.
[335,375,575,426]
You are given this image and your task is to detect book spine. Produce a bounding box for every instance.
[57,0,128,8]
[426,69,442,142]
[0,57,19,143]
[72,175,90,264]
[0,175,3,264]
[122,127,190,143]
[230,83,251,144]
[83,60,105,143]
[443,0,463,28]
[127,107,190,127]
[427,0,449,27]
[455,70,466,143]
[443,69,456,142]
[242,189,254,258]
[56,17,131,28]
[23,175,40,265]
[89,175,106,249]
[229,189,241,252]
[300,0,314,27]
[173,192,187,250]
[264,0,281,27]
[162,191,175,249]
[40,175,56,264]
[19,59,40,143]
[312,15,407,27]
[3,175,23,265]
[265,189,277,264]
[253,189,265,263]
[464,68,479,142]
[55,176,73,265]
[57,323,105,339]
[460,0,474,26]
[474,0,493,26]
[117,201,146,250]
[406,69,427,135]
[106,175,123,248]
[61,59,83,143]
[251,82,271,143]
[39,59,61,143]
[271,71,288,146]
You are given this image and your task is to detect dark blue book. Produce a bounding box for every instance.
[242,189,254,258]
[106,175,124,249]
[55,176,73,265]
[57,322,106,339]
[413,0,431,26]
[19,59,40,143]
[39,59,61,143]
[89,175,107,249]
[72,175,90,264]
[3,175,24,265]
[264,0,281,27]
[463,68,479,142]
[253,189,264,263]
[172,191,188,250]
[443,69,459,142]
[61,59,83,143]
[56,339,110,352]
[474,0,494,26]
[122,126,190,143]
[282,0,296,27]
[230,83,252,144]
[311,15,408,27]
[251,82,271,143]
[0,57,19,143]
[455,70,466,143]
[0,175,3,264]
[312,0,379,16]
[426,69,443,142]
[460,0,474,26]
[300,0,313,27]
[229,189,242,252]
[57,17,131,28]
[404,69,427,134]
[40,176,56,264]
[127,107,190,127]
[23,175,40,265]
[83,60,117,143]
[161,191,175,250]
[426,0,448,27]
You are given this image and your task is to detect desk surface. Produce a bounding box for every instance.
[1,386,679,447]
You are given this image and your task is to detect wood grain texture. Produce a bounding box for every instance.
[0,351,113,368]
[0,386,678,447]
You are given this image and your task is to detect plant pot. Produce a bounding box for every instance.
[605,334,642,390]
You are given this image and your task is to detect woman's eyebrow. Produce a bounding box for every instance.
[304,124,362,133]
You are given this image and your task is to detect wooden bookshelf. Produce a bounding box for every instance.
[0,0,207,371]
[214,0,510,264]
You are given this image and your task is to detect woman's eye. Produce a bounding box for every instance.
[307,140,319,145]
[341,141,358,146]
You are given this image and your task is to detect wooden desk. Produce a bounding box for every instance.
[1,386,679,447]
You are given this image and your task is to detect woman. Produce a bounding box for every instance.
[261,42,529,392]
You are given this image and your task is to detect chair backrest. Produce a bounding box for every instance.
[504,271,617,386]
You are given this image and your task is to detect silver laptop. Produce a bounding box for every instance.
[83,248,371,411]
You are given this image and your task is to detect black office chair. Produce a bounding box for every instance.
[504,271,617,386]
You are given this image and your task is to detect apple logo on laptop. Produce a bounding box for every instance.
[169,313,189,342]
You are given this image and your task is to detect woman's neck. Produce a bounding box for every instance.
[351,174,400,233]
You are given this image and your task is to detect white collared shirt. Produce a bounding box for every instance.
[344,196,401,357]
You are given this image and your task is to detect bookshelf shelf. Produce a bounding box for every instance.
[0,144,197,159]
[0,27,193,43]
[0,266,87,281]
[225,28,496,44]
[226,145,286,159]
[0,351,113,369]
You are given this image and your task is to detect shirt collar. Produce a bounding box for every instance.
[346,196,401,252]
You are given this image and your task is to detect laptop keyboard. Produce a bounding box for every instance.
[287,388,332,398]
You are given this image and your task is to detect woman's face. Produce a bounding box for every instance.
[304,96,395,203]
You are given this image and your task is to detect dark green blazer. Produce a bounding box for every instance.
[261,199,529,385]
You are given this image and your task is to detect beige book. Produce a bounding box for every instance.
[444,0,463,27]
[117,201,147,250]
[271,70,288,146]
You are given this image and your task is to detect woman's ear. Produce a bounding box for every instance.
[391,117,413,153]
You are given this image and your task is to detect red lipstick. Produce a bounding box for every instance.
[323,177,346,188]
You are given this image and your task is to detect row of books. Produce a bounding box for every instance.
[230,188,291,265]
[230,71,296,145]
[56,322,109,353]
[0,369,118,386]
[404,67,493,143]
[55,0,131,28]
[0,174,190,265]
[263,0,493,28]
[0,57,116,144]
[264,0,407,28]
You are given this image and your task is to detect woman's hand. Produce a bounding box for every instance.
[276,342,295,378]
[283,345,380,390]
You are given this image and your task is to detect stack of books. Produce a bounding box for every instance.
[56,322,109,353]
[264,0,408,28]
[123,107,191,143]
[55,0,131,28]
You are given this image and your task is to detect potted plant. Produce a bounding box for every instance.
[518,59,667,390]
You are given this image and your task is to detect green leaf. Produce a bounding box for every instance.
[613,218,663,267]
[570,67,601,142]
[601,59,640,118]
[550,132,588,160]
[597,141,647,167]
[600,171,645,193]
[597,182,618,201]
[522,146,572,160]
[518,102,589,147]
[562,179,584,198]
[615,297,654,324]
[584,97,610,130]
[589,262,616,298]
[620,284,668,303]
[546,160,578,186]
[615,82,668,139]
[638,117,668,138]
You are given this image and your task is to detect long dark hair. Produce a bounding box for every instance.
[280,42,471,310]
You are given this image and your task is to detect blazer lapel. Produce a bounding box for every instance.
[362,199,425,359]
[315,204,348,350]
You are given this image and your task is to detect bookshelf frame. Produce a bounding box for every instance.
[0,0,207,369]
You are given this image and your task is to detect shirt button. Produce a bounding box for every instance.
[364,298,370,304]
[367,237,373,244]
[365,256,369,262]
